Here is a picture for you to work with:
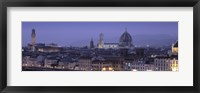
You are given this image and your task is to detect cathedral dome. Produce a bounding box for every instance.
[119,28,133,47]
[119,31,132,43]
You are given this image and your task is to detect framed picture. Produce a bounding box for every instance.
[0,0,200,93]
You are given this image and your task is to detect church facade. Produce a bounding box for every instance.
[97,28,133,49]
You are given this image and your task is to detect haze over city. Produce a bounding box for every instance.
[22,22,178,47]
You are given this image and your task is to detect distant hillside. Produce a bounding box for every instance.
[133,34,177,47]
[69,34,177,47]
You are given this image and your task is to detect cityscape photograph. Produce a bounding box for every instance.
[22,22,178,71]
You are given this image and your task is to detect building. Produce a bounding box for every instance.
[96,28,133,49]
[154,41,178,71]
[37,46,63,53]
[22,56,37,67]
[22,27,178,71]
[123,57,135,71]
[170,41,178,71]
[131,60,154,71]
[91,60,112,71]
[154,55,178,71]
[97,33,104,48]
[103,43,119,49]
[77,56,92,71]
[31,28,36,51]
[119,28,133,48]
[154,56,172,71]
[22,55,43,67]
[58,58,77,70]
[90,38,95,49]
[91,56,123,71]
[44,57,59,68]
[171,57,178,71]
[172,41,178,55]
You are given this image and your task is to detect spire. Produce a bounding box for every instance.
[32,28,36,37]
[90,37,94,49]
[31,28,36,51]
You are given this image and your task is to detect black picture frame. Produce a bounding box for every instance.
[0,0,200,93]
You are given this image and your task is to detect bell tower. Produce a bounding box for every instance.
[90,37,95,49]
[98,33,104,48]
[31,28,36,51]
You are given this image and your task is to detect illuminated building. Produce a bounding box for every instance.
[22,27,178,71]
[96,28,133,49]
[172,41,178,55]
[102,67,114,71]
[154,55,178,71]
[153,41,178,71]
[103,43,119,49]
[91,56,123,71]
[97,33,104,48]
[171,58,178,71]
[37,46,62,53]
[91,60,112,71]
[171,41,178,71]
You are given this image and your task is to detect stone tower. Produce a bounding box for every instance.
[90,37,95,49]
[31,28,36,51]
[98,33,104,48]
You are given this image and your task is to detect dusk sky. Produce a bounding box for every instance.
[22,22,178,47]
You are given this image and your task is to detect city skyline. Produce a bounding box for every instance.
[22,22,178,71]
[22,22,178,47]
